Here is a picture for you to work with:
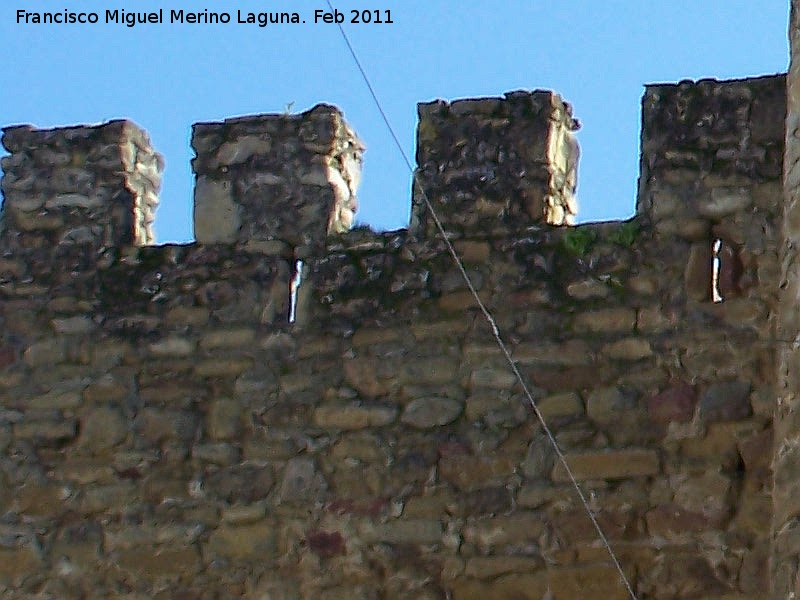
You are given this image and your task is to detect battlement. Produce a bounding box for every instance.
[0,89,580,265]
[0,73,789,599]
[0,119,161,248]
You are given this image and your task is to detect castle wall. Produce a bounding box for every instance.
[0,77,785,599]
[775,1,800,596]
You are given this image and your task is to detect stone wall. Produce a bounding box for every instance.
[0,78,786,599]
[776,1,800,597]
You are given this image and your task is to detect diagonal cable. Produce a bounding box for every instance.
[325,3,638,599]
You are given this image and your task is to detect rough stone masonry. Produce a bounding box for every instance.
[0,67,792,600]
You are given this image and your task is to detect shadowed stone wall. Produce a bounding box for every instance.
[0,79,787,599]
[776,1,800,597]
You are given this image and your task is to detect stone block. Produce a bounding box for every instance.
[535,392,585,419]
[401,398,463,428]
[450,573,549,600]
[79,406,128,450]
[14,418,77,443]
[314,403,398,429]
[602,338,653,361]
[698,381,752,422]
[462,513,547,550]
[193,177,241,243]
[192,442,240,465]
[647,383,697,423]
[278,457,327,503]
[586,386,637,424]
[205,521,278,560]
[698,187,752,218]
[0,544,43,585]
[148,336,195,357]
[207,398,243,440]
[205,464,274,504]
[552,449,660,482]
[439,453,515,492]
[463,556,545,579]
[358,519,443,545]
[22,338,66,367]
[684,242,713,301]
[548,563,631,600]
[194,357,254,377]
[117,545,202,579]
[645,504,713,539]
[573,308,636,333]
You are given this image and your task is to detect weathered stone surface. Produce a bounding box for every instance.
[193,177,241,243]
[645,504,712,538]
[134,408,199,443]
[513,340,593,367]
[647,383,697,423]
[535,392,584,418]
[572,308,636,333]
[205,522,278,560]
[314,403,398,429]
[587,386,636,424]
[548,563,631,600]
[439,453,515,492]
[148,336,195,357]
[79,406,128,450]
[200,328,256,349]
[117,545,202,578]
[463,556,545,579]
[698,381,752,422]
[462,513,547,549]
[521,431,557,479]
[83,377,128,403]
[278,457,327,503]
[192,442,240,465]
[342,357,392,397]
[194,357,254,377]
[684,242,713,301]
[205,464,274,504]
[14,418,77,442]
[698,186,752,218]
[552,449,660,481]
[0,544,44,585]
[213,135,272,167]
[602,337,653,360]
[449,573,549,600]
[469,366,517,389]
[51,316,95,334]
[207,398,242,440]
[673,471,732,521]
[401,397,462,428]
[359,519,443,545]
[23,338,66,367]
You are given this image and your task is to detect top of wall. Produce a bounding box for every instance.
[0,88,580,261]
[0,75,785,290]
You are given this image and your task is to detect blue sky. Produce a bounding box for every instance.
[0,1,789,243]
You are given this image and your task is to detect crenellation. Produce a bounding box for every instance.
[191,103,364,251]
[0,72,792,598]
[412,90,579,239]
[0,119,162,254]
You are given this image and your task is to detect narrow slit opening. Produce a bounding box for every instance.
[711,239,723,303]
[289,259,304,323]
